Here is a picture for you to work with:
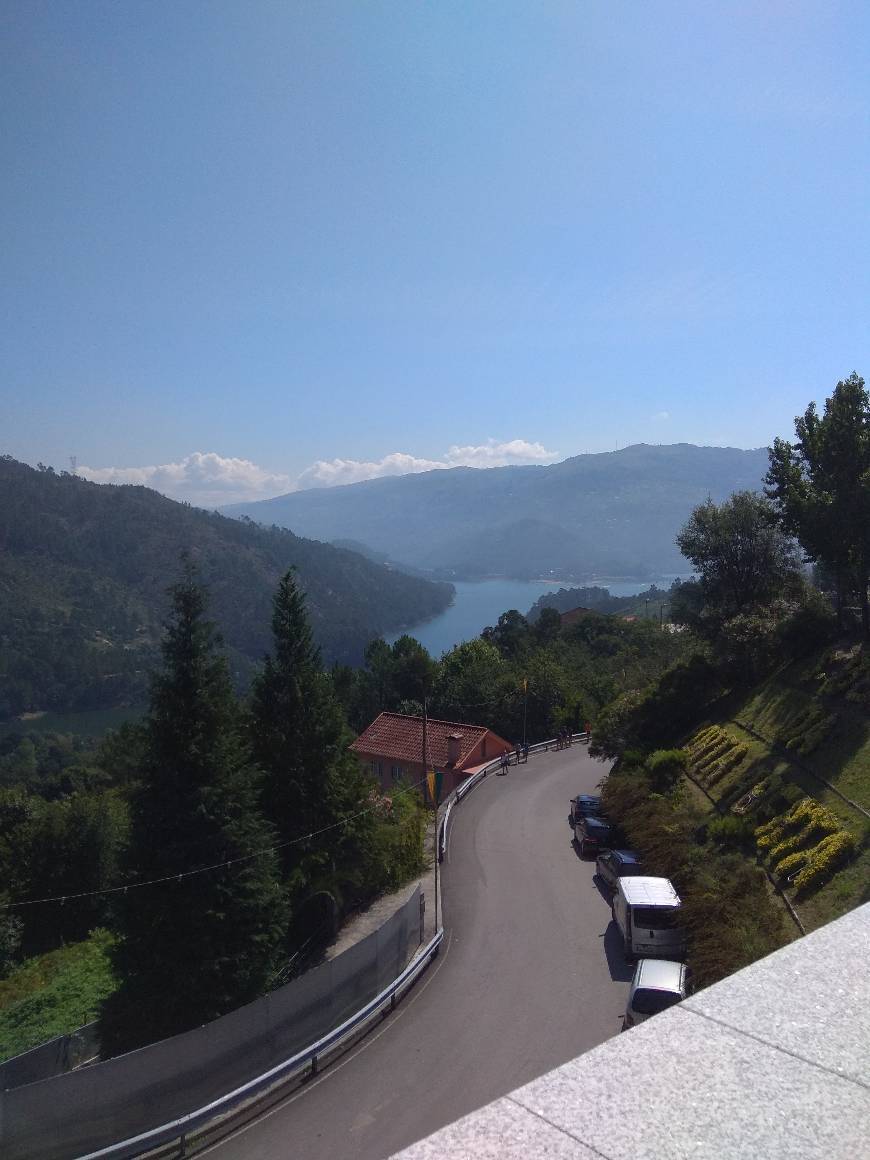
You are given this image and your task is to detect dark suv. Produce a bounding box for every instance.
[569,794,602,825]
[574,814,613,857]
[595,848,644,891]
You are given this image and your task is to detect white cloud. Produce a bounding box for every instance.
[295,439,559,490]
[79,439,559,506]
[651,410,671,422]
[295,452,445,490]
[78,452,293,508]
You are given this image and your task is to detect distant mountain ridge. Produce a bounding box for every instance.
[0,456,453,716]
[222,443,770,580]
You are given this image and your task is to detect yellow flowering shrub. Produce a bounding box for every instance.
[792,831,857,893]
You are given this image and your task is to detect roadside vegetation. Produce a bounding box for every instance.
[3,371,866,1056]
[593,373,870,979]
[0,930,116,1060]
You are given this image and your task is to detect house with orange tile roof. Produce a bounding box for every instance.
[350,711,513,799]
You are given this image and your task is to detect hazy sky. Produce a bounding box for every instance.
[3,2,868,505]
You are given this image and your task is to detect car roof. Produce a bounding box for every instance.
[634,957,686,992]
[583,816,611,832]
[620,876,681,906]
[612,849,643,866]
[573,794,600,804]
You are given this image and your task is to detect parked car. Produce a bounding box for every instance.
[574,814,613,856]
[595,848,644,891]
[624,958,691,1029]
[569,794,602,824]
[612,876,686,962]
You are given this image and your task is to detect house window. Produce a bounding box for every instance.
[391,765,403,782]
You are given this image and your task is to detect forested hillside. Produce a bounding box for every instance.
[223,443,770,579]
[0,457,453,716]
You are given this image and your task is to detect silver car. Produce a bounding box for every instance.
[624,958,690,1029]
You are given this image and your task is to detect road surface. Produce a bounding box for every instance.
[208,744,630,1160]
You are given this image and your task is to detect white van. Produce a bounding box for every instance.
[624,958,690,1029]
[612,876,685,962]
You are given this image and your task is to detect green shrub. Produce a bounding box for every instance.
[646,749,688,792]
[707,815,755,851]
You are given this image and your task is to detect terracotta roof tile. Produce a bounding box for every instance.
[350,712,498,769]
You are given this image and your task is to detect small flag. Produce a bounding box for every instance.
[427,770,444,804]
[426,771,436,802]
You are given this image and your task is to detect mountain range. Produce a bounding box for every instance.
[0,456,453,717]
[223,443,771,580]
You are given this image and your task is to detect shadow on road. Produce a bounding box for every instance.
[592,873,614,905]
[601,920,635,983]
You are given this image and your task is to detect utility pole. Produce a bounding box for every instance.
[423,695,438,932]
[522,678,528,748]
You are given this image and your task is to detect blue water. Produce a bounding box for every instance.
[385,576,687,657]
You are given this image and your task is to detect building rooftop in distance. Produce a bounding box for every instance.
[392,903,870,1160]
[351,712,493,769]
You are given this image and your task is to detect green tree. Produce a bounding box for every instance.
[101,571,286,1054]
[767,372,870,637]
[432,639,505,726]
[676,491,800,629]
[248,570,380,938]
[481,609,530,659]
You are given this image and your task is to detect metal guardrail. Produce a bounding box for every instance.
[438,733,590,860]
[77,929,445,1160]
[77,731,592,1156]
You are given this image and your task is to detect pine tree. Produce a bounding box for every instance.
[249,570,379,936]
[101,570,287,1055]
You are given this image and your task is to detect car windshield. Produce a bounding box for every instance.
[631,987,683,1015]
[633,906,679,930]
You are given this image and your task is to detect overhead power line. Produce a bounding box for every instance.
[1,775,429,910]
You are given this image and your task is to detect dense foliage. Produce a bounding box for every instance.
[100,573,289,1053]
[767,372,870,637]
[334,609,689,744]
[0,566,429,1058]
[0,455,453,716]
[601,754,786,988]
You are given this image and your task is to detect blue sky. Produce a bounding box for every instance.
[2,1,868,506]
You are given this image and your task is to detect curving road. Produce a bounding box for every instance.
[207,744,630,1160]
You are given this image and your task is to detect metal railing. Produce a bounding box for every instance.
[78,731,590,1156]
[77,930,444,1160]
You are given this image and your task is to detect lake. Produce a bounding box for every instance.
[385,577,686,657]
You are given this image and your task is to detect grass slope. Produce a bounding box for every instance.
[0,930,117,1061]
[682,644,870,934]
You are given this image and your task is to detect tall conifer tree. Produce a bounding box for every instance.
[101,569,286,1054]
[249,570,378,933]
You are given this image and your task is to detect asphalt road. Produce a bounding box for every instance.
[207,744,629,1160]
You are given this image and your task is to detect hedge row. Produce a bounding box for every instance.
[755,797,856,894]
[686,725,749,787]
